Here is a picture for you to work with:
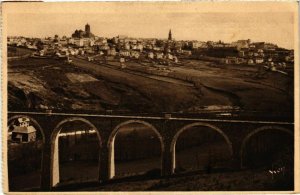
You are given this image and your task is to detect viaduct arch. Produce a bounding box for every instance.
[107,120,165,178]
[7,115,46,189]
[240,125,293,168]
[50,117,102,187]
[8,115,46,144]
[170,122,233,173]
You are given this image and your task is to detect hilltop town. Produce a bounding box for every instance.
[8,23,294,70]
[7,23,294,117]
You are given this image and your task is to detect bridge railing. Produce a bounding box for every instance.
[7,110,293,125]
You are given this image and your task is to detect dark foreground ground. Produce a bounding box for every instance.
[51,166,293,191]
[10,166,293,191]
[10,143,293,191]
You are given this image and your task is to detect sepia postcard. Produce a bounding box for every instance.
[1,2,299,194]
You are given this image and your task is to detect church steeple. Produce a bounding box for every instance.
[168,29,172,41]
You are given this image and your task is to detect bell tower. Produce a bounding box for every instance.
[85,23,91,34]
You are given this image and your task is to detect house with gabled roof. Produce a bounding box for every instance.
[11,117,37,143]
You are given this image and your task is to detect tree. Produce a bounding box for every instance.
[54,34,59,42]
[155,40,165,47]
[36,40,44,51]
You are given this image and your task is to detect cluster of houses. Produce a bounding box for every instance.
[8,24,294,69]
[8,37,181,65]
[192,39,294,70]
[8,36,38,50]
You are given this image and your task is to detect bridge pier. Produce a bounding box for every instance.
[231,142,243,170]
[162,148,174,177]
[99,145,110,182]
[40,141,52,191]
[52,135,60,187]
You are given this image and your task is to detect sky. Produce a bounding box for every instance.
[6,3,296,49]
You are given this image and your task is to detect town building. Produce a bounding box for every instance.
[155,52,164,59]
[11,117,37,143]
[231,39,251,50]
[107,48,117,56]
[255,58,264,64]
[148,52,154,59]
[70,38,94,47]
[130,51,140,59]
[72,23,95,38]
[119,50,130,57]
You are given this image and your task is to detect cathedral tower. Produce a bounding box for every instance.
[85,23,91,34]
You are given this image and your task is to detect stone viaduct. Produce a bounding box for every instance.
[7,111,294,191]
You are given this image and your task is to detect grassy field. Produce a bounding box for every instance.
[169,59,293,113]
[8,56,293,116]
[7,57,201,113]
